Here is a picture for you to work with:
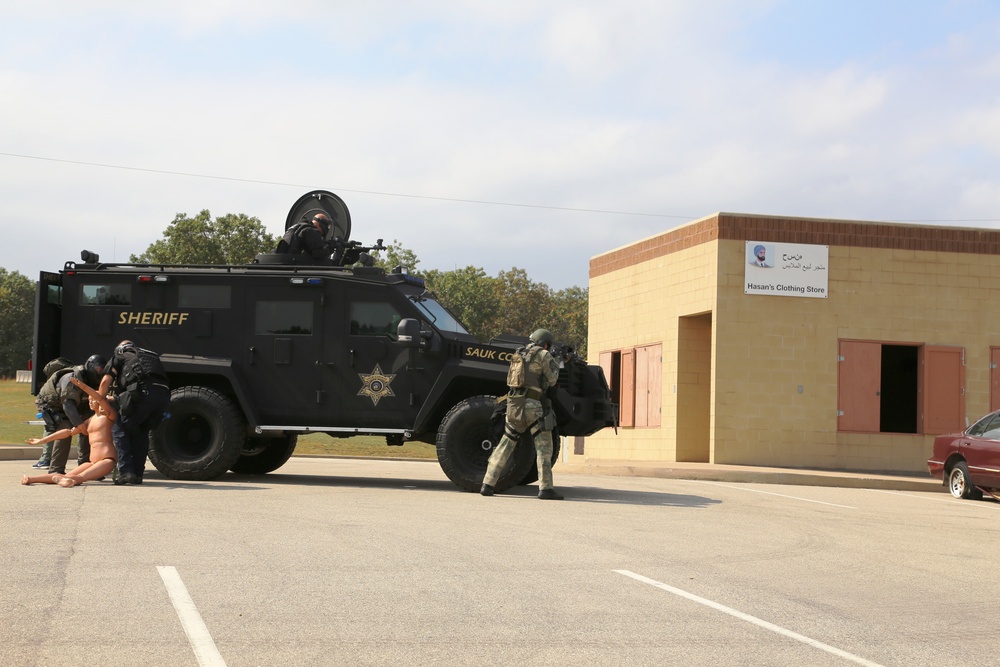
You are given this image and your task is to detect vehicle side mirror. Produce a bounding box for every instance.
[397,318,421,348]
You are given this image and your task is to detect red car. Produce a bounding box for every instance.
[928,410,1000,500]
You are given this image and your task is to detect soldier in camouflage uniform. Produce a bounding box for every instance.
[481,328,564,500]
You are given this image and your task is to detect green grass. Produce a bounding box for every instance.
[0,379,436,459]
[0,380,40,444]
[294,433,436,459]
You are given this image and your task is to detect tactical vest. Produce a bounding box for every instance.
[119,347,167,390]
[36,366,78,410]
[274,222,313,254]
[506,345,542,390]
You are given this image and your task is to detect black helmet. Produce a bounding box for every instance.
[78,354,106,387]
[529,329,555,346]
[85,354,106,375]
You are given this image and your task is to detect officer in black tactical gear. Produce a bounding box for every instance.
[275,212,340,262]
[98,340,170,485]
[35,354,106,475]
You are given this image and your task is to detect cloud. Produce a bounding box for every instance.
[783,67,888,135]
[3,2,1000,291]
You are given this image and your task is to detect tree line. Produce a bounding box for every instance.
[0,210,589,376]
[378,242,589,358]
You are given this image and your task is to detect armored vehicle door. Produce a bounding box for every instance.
[244,279,328,424]
[331,285,425,429]
[32,272,63,394]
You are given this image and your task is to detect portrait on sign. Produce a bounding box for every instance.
[747,243,773,268]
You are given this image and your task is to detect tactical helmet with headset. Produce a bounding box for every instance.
[529,329,555,347]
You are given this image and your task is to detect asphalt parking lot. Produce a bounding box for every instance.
[2,456,997,667]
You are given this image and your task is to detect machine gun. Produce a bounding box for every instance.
[550,342,582,366]
[332,237,387,267]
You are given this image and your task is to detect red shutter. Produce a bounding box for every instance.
[838,341,881,432]
[620,349,635,428]
[635,344,662,427]
[923,345,965,435]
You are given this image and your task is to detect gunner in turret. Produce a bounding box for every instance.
[275,212,339,261]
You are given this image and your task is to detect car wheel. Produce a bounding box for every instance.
[948,461,978,499]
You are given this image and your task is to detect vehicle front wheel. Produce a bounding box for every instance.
[149,387,245,480]
[436,396,535,492]
[948,461,981,500]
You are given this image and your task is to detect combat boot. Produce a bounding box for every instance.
[480,484,495,496]
[538,488,564,500]
[114,469,136,485]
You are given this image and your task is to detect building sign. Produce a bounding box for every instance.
[744,241,828,298]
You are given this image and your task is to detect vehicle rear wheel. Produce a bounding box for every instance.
[519,434,561,486]
[230,434,298,474]
[436,396,535,492]
[948,461,980,499]
[149,387,245,480]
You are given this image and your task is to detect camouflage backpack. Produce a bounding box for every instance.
[36,364,76,410]
[42,356,73,379]
[507,346,541,389]
[505,348,524,388]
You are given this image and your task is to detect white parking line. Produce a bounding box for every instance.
[866,488,1000,508]
[157,566,228,667]
[678,479,857,509]
[614,570,884,667]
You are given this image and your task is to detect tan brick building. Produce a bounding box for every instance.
[581,213,1000,474]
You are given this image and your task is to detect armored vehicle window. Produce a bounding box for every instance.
[350,302,402,338]
[410,295,469,334]
[255,301,313,335]
[81,284,131,306]
[179,285,232,308]
[46,285,62,306]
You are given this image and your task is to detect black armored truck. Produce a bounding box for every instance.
[31,191,617,492]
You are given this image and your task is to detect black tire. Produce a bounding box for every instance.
[948,461,981,500]
[230,434,298,474]
[519,434,561,486]
[436,396,535,492]
[149,387,245,480]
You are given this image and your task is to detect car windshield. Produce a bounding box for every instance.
[408,294,469,334]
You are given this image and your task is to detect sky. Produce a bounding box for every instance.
[2,1,1000,291]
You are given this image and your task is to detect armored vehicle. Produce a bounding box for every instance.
[31,191,617,492]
